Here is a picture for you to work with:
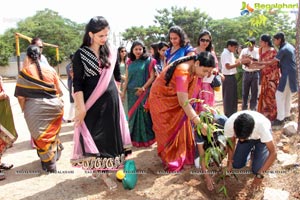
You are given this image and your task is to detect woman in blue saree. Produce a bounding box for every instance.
[165,26,195,65]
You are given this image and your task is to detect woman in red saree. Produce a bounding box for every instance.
[148,52,216,172]
[250,34,280,121]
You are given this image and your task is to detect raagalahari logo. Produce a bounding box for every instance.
[240,1,299,15]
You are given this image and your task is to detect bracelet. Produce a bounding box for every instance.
[142,86,145,91]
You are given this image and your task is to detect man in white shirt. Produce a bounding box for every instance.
[220,39,240,117]
[224,110,277,189]
[239,38,260,110]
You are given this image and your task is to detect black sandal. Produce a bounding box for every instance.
[0,163,13,170]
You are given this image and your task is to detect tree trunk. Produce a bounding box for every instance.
[296,0,300,132]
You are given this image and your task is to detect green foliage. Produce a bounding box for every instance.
[122,6,213,48]
[0,9,83,67]
[0,35,13,66]
[193,103,234,197]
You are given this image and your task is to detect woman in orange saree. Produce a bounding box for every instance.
[15,45,64,172]
[149,52,216,172]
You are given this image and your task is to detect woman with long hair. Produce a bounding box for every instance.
[15,45,63,172]
[71,16,131,190]
[164,26,195,66]
[249,34,280,120]
[122,40,156,147]
[149,52,216,174]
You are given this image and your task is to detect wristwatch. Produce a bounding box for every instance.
[255,173,264,179]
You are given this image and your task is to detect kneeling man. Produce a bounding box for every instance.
[224,110,277,188]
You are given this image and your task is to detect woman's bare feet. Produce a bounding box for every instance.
[101,173,117,190]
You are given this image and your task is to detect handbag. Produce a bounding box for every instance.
[210,74,222,89]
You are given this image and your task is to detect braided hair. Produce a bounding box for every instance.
[26,45,43,80]
[164,51,215,86]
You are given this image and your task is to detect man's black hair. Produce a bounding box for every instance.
[233,113,255,139]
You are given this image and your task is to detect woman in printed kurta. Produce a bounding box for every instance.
[71,16,131,190]
[15,45,63,172]
[122,40,156,147]
[148,52,216,172]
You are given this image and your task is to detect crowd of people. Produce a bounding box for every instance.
[0,15,298,193]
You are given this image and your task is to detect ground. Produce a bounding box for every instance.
[0,78,299,200]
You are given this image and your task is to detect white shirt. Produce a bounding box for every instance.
[221,48,237,75]
[224,110,273,143]
[40,54,50,67]
[239,47,260,72]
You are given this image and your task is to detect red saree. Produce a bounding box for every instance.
[257,48,280,121]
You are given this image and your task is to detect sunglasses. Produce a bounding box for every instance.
[121,50,127,53]
[200,39,211,43]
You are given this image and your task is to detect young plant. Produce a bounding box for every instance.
[194,103,234,197]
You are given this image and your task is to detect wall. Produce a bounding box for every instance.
[0,60,69,78]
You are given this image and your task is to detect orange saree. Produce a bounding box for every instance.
[149,65,199,172]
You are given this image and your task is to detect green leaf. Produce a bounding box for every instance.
[204,148,211,168]
[227,138,234,149]
[211,148,220,164]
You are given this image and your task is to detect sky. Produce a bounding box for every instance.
[0,0,298,35]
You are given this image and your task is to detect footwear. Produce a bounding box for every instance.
[0,163,13,170]
[101,174,117,190]
[91,171,100,179]
[284,116,292,122]
[0,170,5,181]
[271,119,284,126]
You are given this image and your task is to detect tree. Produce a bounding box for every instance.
[0,9,83,66]
[0,35,13,66]
[122,7,213,48]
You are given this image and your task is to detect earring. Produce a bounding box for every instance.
[90,37,93,45]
